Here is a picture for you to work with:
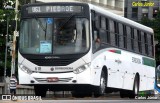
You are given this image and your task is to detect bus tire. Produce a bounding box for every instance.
[34,85,47,97]
[129,76,139,98]
[94,71,106,97]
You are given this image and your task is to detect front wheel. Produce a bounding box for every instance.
[94,71,106,97]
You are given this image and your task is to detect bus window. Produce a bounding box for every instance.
[123,25,127,49]
[92,30,100,52]
[137,30,142,53]
[144,33,149,55]
[130,27,135,51]
[114,21,119,47]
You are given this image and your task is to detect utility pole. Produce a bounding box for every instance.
[4,16,9,79]
[4,4,14,94]
[11,0,19,76]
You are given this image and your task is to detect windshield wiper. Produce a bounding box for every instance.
[35,18,46,32]
[57,13,75,30]
[34,18,47,39]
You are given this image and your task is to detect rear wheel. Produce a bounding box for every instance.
[94,71,106,97]
[129,76,139,98]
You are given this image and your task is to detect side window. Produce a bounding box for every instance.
[99,16,109,44]
[123,25,127,49]
[101,17,106,29]
[134,29,138,52]
[91,11,99,41]
[91,11,100,52]
[151,35,154,57]
[131,27,135,51]
[95,14,100,30]
[137,30,142,53]
[119,23,123,48]
[141,32,145,54]
[144,33,149,55]
[126,26,131,50]
[99,16,106,43]
[106,18,110,44]
[114,21,120,47]
[109,20,115,46]
[148,34,153,57]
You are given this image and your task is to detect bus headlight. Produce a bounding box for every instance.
[19,64,32,75]
[73,63,90,74]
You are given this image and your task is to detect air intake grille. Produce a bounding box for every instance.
[29,58,77,66]
[34,77,73,83]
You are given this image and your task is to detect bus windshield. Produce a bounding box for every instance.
[19,17,89,55]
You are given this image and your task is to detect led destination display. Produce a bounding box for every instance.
[28,6,83,13]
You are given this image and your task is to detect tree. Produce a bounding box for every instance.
[0,0,16,77]
[153,11,160,42]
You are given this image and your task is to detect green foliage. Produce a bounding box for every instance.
[19,0,31,5]
[0,0,16,77]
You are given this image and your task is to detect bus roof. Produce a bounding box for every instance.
[24,1,153,34]
[35,0,123,16]
[89,4,153,34]
[36,0,80,3]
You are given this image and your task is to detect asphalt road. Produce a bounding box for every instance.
[0,99,160,103]
[0,96,160,103]
[1,93,160,103]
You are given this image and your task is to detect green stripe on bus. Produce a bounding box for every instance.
[115,50,121,54]
[142,57,155,67]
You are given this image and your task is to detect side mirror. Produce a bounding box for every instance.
[157,65,160,71]
[72,29,77,42]
[155,43,160,53]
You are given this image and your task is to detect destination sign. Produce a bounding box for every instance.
[27,6,83,13]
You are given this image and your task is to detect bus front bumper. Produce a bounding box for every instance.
[18,67,92,85]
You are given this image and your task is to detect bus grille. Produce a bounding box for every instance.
[34,77,73,83]
[29,58,77,66]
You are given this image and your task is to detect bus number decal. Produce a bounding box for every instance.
[32,7,41,13]
[132,57,141,64]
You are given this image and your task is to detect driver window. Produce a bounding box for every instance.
[92,11,100,52]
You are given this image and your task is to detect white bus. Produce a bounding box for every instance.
[18,2,155,97]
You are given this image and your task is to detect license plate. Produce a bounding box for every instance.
[47,77,59,82]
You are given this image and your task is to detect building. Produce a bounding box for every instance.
[35,0,124,16]
[125,0,160,21]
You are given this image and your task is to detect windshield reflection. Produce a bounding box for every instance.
[19,17,89,55]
